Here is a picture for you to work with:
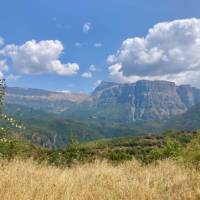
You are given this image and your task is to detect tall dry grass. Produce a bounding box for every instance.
[0,159,200,200]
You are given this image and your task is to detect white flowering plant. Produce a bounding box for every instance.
[0,79,24,140]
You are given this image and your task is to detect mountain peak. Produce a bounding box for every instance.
[93,80,178,94]
[93,81,121,94]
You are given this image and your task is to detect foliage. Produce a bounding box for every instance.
[0,79,199,167]
[104,150,132,162]
[0,128,199,167]
[181,131,200,168]
[4,101,200,149]
[149,139,183,162]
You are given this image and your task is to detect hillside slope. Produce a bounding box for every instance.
[3,102,200,148]
[165,103,200,131]
[3,103,165,148]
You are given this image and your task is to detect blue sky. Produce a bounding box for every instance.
[1,0,200,93]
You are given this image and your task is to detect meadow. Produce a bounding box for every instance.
[1,159,200,200]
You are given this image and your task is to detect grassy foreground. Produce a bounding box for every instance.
[0,159,200,200]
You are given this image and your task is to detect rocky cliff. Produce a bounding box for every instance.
[5,81,200,122]
[5,87,88,113]
[84,80,200,121]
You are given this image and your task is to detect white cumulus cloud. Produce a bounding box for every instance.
[108,18,200,87]
[0,60,8,72]
[6,74,21,81]
[81,72,92,78]
[2,40,79,76]
[94,43,102,48]
[0,59,8,77]
[83,22,91,33]
[89,64,96,72]
[75,42,82,47]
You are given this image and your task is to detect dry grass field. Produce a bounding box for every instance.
[0,159,200,200]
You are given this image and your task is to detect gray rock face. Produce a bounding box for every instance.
[5,87,88,113]
[86,80,200,121]
[5,81,200,122]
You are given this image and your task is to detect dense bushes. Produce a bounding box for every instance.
[181,132,200,168]
[149,139,183,161]
[0,130,200,168]
[105,150,132,162]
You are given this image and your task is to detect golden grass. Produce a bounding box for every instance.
[0,159,200,200]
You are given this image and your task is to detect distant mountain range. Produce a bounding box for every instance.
[5,80,200,123]
[6,80,200,122]
[5,87,88,113]
[3,80,200,148]
[64,80,200,123]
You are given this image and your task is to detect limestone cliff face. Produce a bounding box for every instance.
[5,87,88,113]
[86,80,200,121]
[133,80,186,120]
[5,81,200,122]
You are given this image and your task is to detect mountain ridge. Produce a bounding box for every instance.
[4,80,200,122]
[5,87,89,113]
[70,80,200,122]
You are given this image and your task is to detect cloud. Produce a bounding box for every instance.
[0,37,4,46]
[0,38,5,77]
[0,60,8,72]
[94,80,102,88]
[75,42,82,47]
[83,22,91,33]
[6,74,21,81]
[0,59,8,78]
[2,40,79,76]
[81,72,92,78]
[94,43,102,48]
[89,64,96,72]
[81,65,96,78]
[60,90,71,94]
[108,18,200,87]
[75,42,88,47]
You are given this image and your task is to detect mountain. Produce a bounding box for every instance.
[65,80,200,123]
[165,103,200,131]
[5,87,88,113]
[5,81,200,123]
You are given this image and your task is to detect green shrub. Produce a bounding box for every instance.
[182,132,200,168]
[149,139,183,162]
[105,150,132,162]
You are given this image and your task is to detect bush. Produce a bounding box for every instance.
[182,132,200,168]
[105,150,132,162]
[149,139,183,162]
